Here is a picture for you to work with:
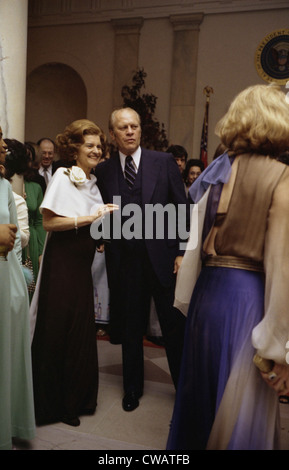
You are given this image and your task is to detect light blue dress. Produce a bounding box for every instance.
[0,177,35,450]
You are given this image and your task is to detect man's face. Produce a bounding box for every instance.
[174,155,186,173]
[39,140,55,169]
[110,109,141,155]
[0,127,7,165]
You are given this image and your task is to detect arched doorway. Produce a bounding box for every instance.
[25,62,87,142]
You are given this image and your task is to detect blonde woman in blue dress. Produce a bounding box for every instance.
[168,84,289,450]
[31,120,118,427]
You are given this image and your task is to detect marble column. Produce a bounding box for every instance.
[111,17,144,108]
[169,14,204,156]
[0,0,28,195]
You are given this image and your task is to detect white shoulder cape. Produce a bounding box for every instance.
[30,167,103,341]
[40,167,103,217]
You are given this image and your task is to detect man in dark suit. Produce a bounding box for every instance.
[94,107,189,412]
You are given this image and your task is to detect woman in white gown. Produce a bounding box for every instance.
[30,120,117,427]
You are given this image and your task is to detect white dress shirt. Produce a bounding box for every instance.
[39,165,52,185]
[119,147,141,175]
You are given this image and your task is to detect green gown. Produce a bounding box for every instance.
[22,181,46,298]
[0,177,35,450]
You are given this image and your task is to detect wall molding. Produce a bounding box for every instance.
[28,0,289,27]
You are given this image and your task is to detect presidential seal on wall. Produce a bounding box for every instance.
[255,29,289,84]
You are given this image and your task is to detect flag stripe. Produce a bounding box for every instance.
[200,99,209,168]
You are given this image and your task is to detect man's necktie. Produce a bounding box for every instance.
[43,168,49,185]
[124,155,136,189]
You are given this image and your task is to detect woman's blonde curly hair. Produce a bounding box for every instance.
[215,83,289,157]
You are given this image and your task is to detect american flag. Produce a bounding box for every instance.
[200,87,213,169]
[200,98,209,168]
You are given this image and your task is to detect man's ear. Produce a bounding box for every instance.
[109,129,115,141]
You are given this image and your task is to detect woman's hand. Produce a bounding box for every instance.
[93,204,119,221]
[0,224,17,251]
[261,363,289,395]
[42,205,119,232]
[173,256,183,274]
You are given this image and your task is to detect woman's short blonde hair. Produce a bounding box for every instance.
[56,119,108,161]
[215,83,289,156]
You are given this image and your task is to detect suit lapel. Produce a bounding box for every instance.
[141,149,160,205]
[107,154,121,200]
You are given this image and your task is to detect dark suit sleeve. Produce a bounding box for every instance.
[166,154,191,255]
[94,160,109,203]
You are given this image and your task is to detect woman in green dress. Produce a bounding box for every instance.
[5,139,46,299]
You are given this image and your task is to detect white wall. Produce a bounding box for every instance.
[138,17,173,142]
[26,5,289,163]
[193,8,289,161]
[26,21,115,140]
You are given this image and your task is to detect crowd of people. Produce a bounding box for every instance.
[1,82,289,450]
